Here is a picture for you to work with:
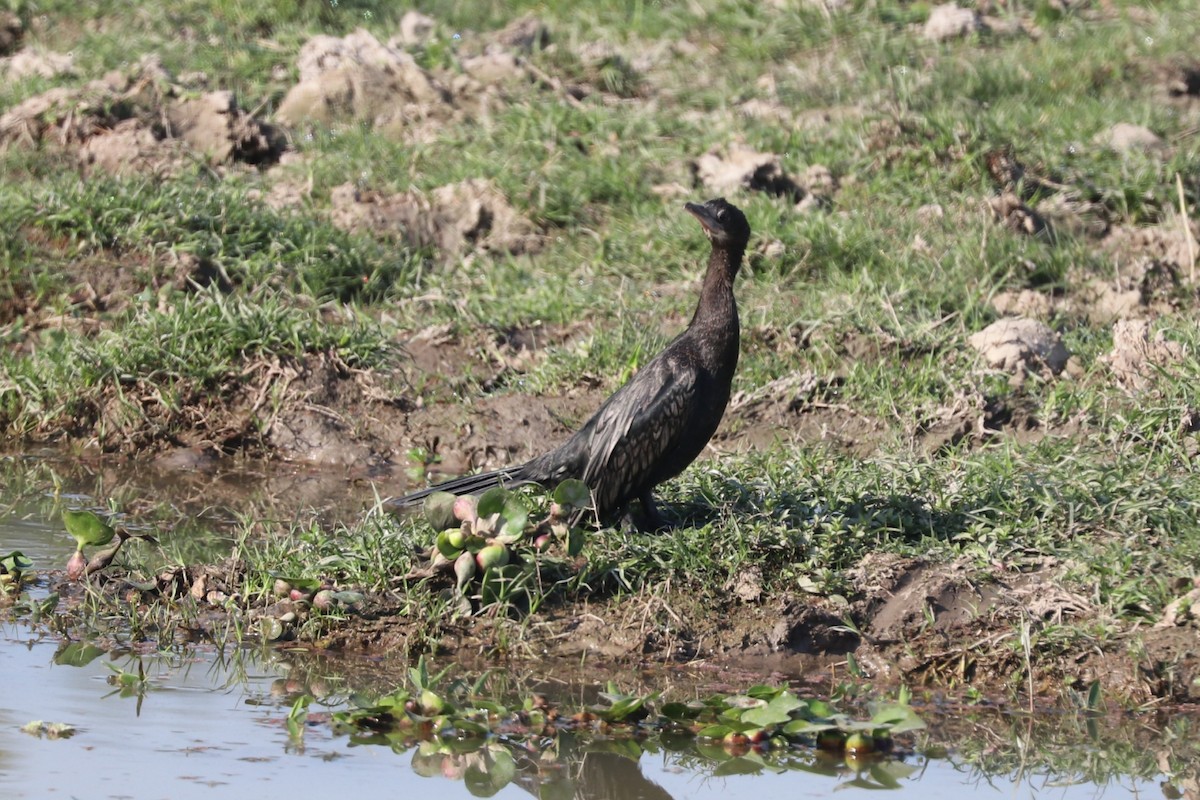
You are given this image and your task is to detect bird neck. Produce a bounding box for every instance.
[690,245,742,331]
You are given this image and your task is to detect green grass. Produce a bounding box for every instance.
[2,0,1199,686]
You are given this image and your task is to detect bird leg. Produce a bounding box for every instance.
[631,492,671,533]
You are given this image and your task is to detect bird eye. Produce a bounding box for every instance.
[716,209,725,220]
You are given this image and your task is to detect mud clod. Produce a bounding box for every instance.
[968,317,1070,376]
[1101,318,1188,391]
[1,60,285,175]
[923,4,985,41]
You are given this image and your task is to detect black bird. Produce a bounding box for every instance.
[389,197,751,529]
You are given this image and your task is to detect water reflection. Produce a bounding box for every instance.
[0,629,1192,800]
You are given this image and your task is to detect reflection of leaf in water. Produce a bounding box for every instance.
[54,642,106,668]
[713,755,768,777]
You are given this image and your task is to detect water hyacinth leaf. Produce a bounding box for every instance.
[268,572,322,591]
[54,642,106,667]
[424,491,459,531]
[552,479,590,509]
[476,487,509,518]
[746,684,781,700]
[596,696,647,723]
[567,525,584,558]
[782,719,838,735]
[62,509,116,548]
[498,494,529,538]
[723,695,766,709]
[660,702,700,721]
[2,551,33,573]
[867,763,903,790]
[807,699,835,718]
[741,692,804,728]
[697,723,733,740]
[869,705,926,734]
[486,747,517,788]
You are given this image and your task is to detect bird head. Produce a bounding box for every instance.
[685,197,751,252]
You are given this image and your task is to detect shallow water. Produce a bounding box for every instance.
[0,633,1174,800]
[0,463,1193,800]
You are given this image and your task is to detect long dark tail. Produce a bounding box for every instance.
[385,465,536,511]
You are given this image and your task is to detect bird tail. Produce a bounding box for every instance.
[386,465,535,511]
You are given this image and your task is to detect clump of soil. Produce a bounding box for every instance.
[991,257,1185,324]
[275,19,559,141]
[691,145,836,210]
[277,28,457,135]
[1094,122,1167,154]
[1100,318,1188,391]
[328,178,541,260]
[968,317,1070,377]
[1104,215,1199,277]
[0,57,285,176]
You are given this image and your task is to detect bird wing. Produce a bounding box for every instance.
[580,352,698,509]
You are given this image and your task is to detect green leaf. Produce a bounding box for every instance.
[741,692,804,728]
[499,493,529,538]
[552,479,591,509]
[567,525,584,557]
[869,704,926,734]
[477,487,509,518]
[660,702,700,721]
[696,724,733,739]
[486,747,517,787]
[1,550,33,574]
[62,509,116,548]
[782,719,838,735]
[423,491,459,532]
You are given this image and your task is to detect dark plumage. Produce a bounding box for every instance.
[389,197,751,529]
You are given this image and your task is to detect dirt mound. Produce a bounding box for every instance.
[328,179,540,259]
[1104,216,1199,277]
[0,58,285,176]
[992,258,1185,324]
[276,20,556,140]
[277,29,456,133]
[968,317,1070,377]
[1100,318,1188,391]
[692,145,836,210]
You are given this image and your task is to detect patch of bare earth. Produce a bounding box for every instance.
[295,551,1200,703]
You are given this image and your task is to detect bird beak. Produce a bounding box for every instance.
[685,202,720,235]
